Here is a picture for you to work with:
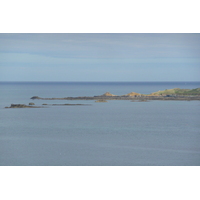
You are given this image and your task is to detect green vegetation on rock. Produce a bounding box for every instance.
[149,88,200,96]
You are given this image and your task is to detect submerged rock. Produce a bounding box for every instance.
[131,99,149,102]
[95,99,108,102]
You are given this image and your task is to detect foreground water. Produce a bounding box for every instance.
[0,82,200,165]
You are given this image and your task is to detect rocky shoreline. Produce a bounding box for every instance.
[30,93,200,101]
[5,89,200,108]
[30,88,200,101]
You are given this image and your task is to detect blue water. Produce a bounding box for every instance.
[0,82,200,165]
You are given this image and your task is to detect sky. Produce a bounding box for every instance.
[0,33,200,82]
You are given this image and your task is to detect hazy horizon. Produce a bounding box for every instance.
[1,80,200,83]
[0,33,200,82]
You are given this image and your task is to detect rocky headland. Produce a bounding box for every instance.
[5,88,200,108]
[30,88,200,101]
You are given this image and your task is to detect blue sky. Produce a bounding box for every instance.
[0,33,200,81]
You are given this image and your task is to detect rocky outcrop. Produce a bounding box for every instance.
[30,96,41,99]
[124,92,141,96]
[101,92,116,96]
[29,102,35,105]
[5,104,40,108]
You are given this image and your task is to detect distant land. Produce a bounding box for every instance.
[5,88,200,108]
[30,88,200,102]
[148,88,200,96]
[31,88,200,99]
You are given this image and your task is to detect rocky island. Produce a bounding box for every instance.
[30,88,200,101]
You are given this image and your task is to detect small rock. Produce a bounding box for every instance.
[30,96,40,99]
[101,92,116,96]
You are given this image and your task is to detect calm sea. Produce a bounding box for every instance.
[0,82,200,166]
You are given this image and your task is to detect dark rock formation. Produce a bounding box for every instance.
[30,96,41,99]
[5,104,40,108]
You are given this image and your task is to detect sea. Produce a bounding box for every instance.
[0,81,200,166]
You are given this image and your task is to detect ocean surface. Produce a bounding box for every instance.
[0,82,200,166]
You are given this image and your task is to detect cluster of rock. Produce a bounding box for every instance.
[5,103,91,108]
[5,103,38,108]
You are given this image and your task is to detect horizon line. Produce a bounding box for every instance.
[1,81,200,83]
